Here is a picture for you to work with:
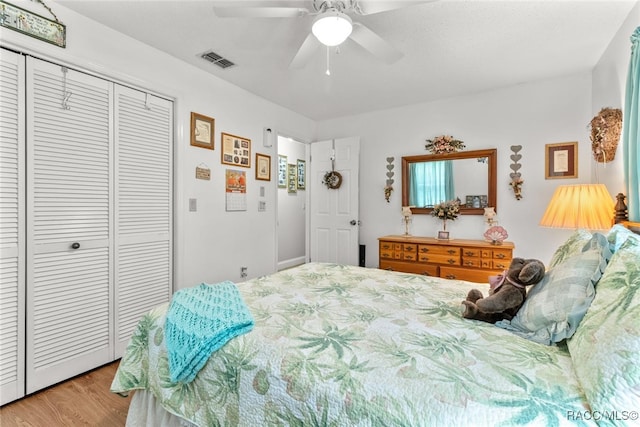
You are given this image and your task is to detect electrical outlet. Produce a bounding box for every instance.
[240,266,248,278]
[189,198,197,212]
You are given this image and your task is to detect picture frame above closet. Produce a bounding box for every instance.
[221,132,251,168]
[255,153,271,181]
[190,112,215,150]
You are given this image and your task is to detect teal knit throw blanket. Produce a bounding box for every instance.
[165,281,254,383]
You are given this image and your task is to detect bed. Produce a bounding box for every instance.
[111,224,640,426]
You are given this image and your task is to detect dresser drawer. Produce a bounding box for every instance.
[380,249,394,259]
[380,241,394,251]
[418,253,460,266]
[440,266,503,283]
[380,259,438,276]
[493,249,511,260]
[462,248,480,257]
[462,257,481,268]
[418,244,460,256]
[493,260,510,270]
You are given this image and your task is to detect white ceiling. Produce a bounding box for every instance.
[57,0,637,121]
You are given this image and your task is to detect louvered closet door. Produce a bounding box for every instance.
[0,49,26,405]
[114,86,173,356]
[26,57,114,393]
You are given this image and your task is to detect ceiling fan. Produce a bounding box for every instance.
[214,1,434,68]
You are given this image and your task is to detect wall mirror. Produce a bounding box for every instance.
[401,148,497,215]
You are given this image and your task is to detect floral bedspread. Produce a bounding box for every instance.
[111,263,594,426]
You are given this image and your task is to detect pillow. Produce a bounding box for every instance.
[567,236,640,419]
[548,228,592,268]
[496,233,611,345]
[607,223,639,253]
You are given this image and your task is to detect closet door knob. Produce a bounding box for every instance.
[71,242,80,249]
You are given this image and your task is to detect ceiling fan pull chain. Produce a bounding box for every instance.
[326,46,331,76]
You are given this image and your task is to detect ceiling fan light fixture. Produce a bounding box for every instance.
[312,10,352,46]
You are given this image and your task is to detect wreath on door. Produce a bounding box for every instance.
[322,170,343,189]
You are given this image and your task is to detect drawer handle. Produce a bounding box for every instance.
[382,244,391,249]
[405,255,414,260]
[445,274,456,279]
[422,272,431,276]
[495,263,507,269]
[496,253,506,259]
[464,261,474,266]
[464,251,474,256]
[385,267,393,271]
[420,248,429,253]
[71,242,81,250]
[421,257,429,262]
[381,254,390,258]
[447,249,456,254]
[447,259,456,264]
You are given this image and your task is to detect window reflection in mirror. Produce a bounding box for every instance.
[402,149,497,215]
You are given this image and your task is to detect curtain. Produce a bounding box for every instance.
[409,160,454,207]
[623,26,640,221]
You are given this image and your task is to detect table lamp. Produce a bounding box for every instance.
[539,184,614,230]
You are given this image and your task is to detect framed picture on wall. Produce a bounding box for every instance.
[255,153,271,181]
[287,163,297,193]
[545,141,577,179]
[278,155,287,188]
[221,132,251,168]
[297,159,306,190]
[190,112,215,150]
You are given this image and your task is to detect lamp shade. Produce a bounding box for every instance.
[539,184,614,230]
[312,11,352,46]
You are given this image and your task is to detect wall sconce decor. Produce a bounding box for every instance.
[384,157,394,202]
[509,145,524,200]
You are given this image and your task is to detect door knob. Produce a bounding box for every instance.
[71,242,80,249]
[350,220,360,226]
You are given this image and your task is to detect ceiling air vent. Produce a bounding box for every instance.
[200,50,235,69]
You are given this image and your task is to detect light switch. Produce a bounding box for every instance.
[260,186,265,197]
[258,201,266,212]
[189,198,197,212]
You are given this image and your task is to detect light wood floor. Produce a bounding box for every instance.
[0,361,131,426]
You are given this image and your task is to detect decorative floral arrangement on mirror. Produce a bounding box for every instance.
[425,135,465,154]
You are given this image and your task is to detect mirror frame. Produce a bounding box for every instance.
[401,148,497,215]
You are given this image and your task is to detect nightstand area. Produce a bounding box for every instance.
[378,235,514,283]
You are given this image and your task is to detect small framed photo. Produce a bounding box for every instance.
[297,159,306,190]
[190,112,215,150]
[465,195,488,208]
[437,231,450,240]
[221,132,251,168]
[287,164,297,193]
[545,142,578,179]
[278,155,287,188]
[255,153,271,181]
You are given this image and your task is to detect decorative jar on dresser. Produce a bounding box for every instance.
[378,235,514,283]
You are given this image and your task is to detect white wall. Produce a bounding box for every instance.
[317,73,595,267]
[1,2,316,289]
[277,136,307,269]
[591,2,640,195]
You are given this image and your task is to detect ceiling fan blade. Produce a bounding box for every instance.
[349,23,403,64]
[290,32,321,68]
[355,0,435,15]
[214,7,309,18]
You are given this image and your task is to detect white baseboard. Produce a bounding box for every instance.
[277,256,306,271]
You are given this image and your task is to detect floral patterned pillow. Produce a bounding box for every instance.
[567,235,640,423]
[548,229,592,269]
[496,233,611,345]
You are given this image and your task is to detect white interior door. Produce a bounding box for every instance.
[0,48,26,405]
[26,57,114,393]
[310,137,360,265]
[114,85,173,357]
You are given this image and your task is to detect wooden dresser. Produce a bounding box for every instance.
[378,235,514,283]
